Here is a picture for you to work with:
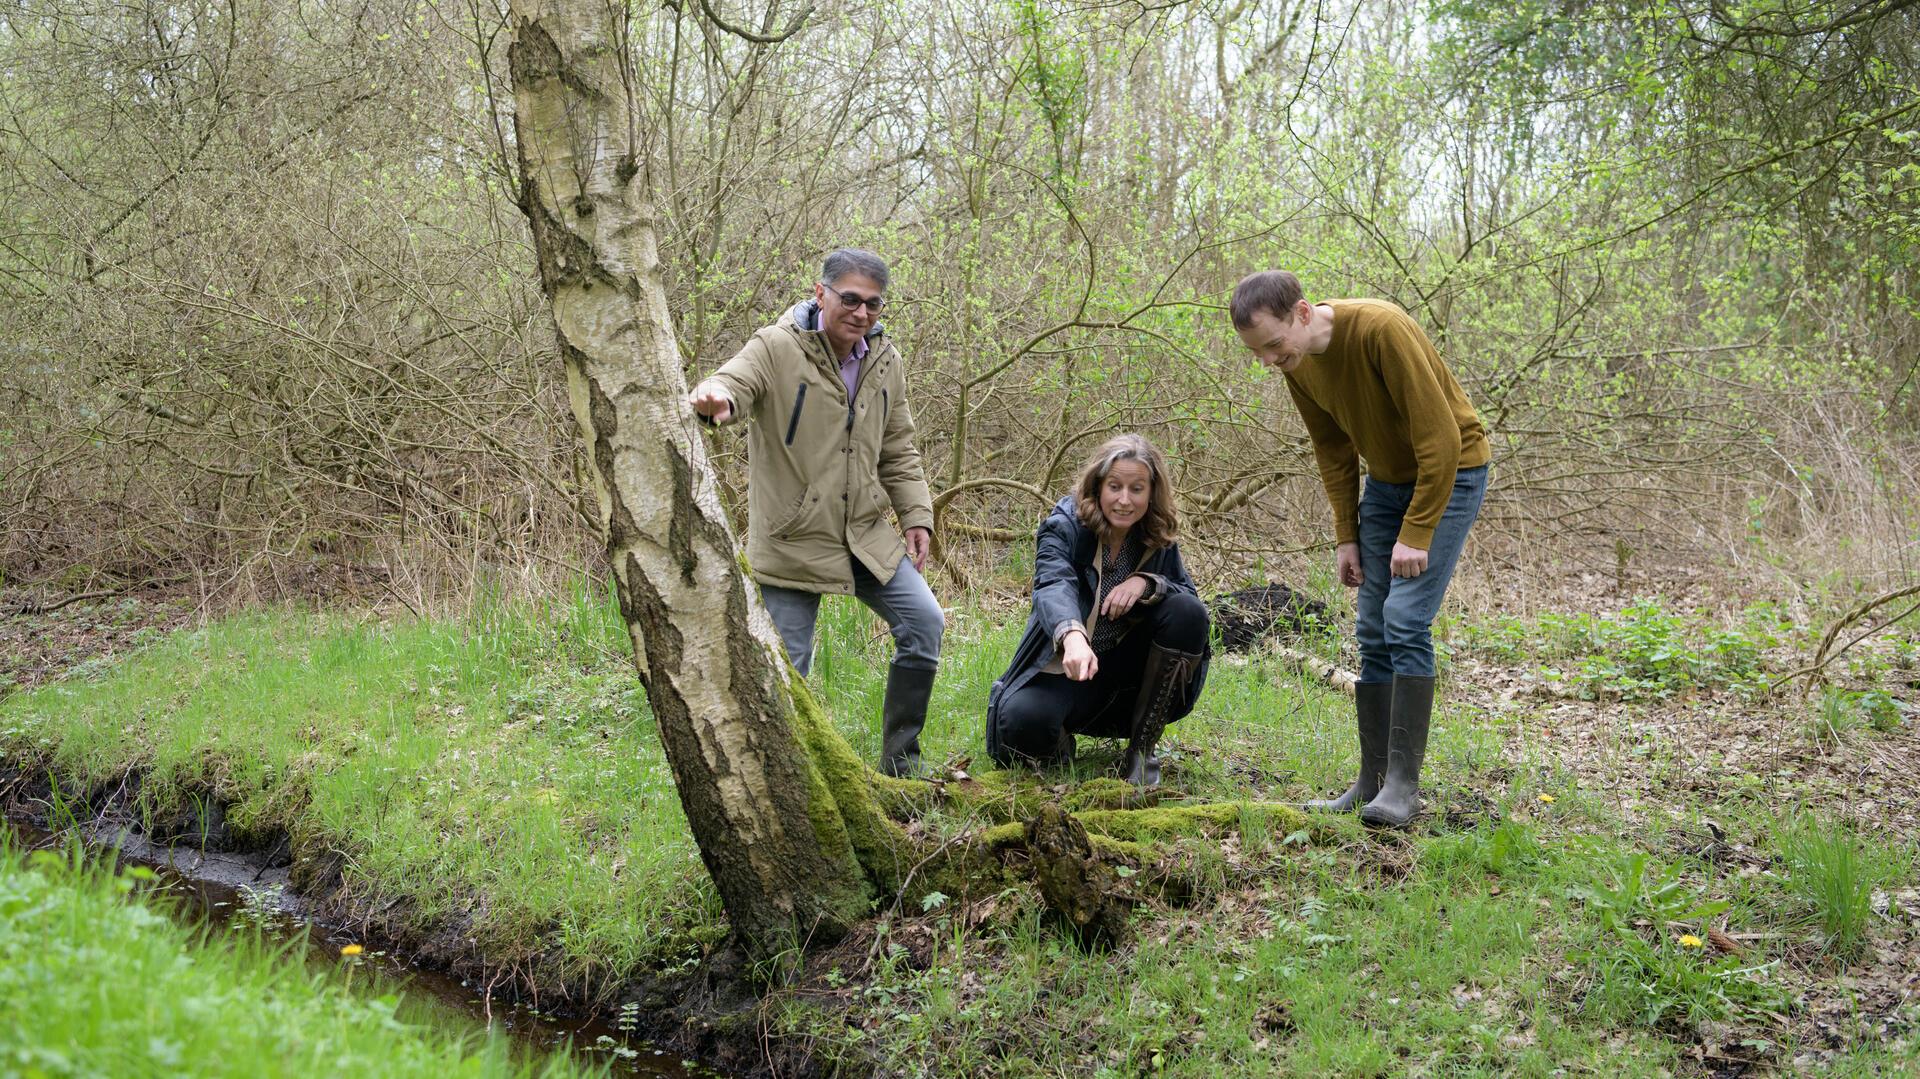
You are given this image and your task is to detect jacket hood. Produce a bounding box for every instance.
[784,299,885,342]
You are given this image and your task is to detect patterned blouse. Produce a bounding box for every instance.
[1089,533,1145,654]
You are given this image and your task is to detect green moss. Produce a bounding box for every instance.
[870,770,1175,827]
[1063,778,1159,812]
[1076,802,1250,842]
[787,674,912,896]
[782,680,858,862]
[976,821,1026,848]
[1086,835,1149,863]
[971,800,1319,852]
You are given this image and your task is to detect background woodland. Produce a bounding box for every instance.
[4,0,1915,601]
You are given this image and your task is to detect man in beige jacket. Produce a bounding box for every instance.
[689,249,942,777]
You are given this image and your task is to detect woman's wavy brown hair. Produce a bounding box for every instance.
[1073,433,1179,551]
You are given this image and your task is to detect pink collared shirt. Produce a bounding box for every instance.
[839,334,869,398]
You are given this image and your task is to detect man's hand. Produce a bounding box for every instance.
[1100,575,1150,619]
[1391,542,1429,578]
[905,526,932,571]
[687,381,734,424]
[1061,630,1098,681]
[1336,542,1364,587]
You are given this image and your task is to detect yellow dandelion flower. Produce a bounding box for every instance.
[1538,793,1557,804]
[1677,934,1704,949]
[340,943,365,957]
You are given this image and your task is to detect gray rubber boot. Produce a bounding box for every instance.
[1120,643,1204,787]
[1306,681,1391,812]
[879,662,936,778]
[1360,674,1435,828]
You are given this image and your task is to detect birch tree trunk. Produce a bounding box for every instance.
[504,0,878,962]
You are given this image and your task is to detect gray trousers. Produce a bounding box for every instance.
[759,556,944,677]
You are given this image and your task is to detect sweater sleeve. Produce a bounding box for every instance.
[1373,317,1461,549]
[1286,377,1362,546]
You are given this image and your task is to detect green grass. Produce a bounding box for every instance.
[0,840,598,1078]
[1772,813,1910,962]
[1,583,718,989]
[792,817,1709,1077]
[4,584,1916,1076]
[810,595,1023,771]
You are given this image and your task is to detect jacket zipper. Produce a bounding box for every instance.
[843,336,885,431]
[784,383,807,445]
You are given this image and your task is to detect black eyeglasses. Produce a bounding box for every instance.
[821,281,887,313]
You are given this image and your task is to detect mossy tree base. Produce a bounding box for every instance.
[855,764,1345,939]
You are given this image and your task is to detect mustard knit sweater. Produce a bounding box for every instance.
[1283,299,1489,549]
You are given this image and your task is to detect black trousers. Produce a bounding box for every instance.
[995,591,1208,762]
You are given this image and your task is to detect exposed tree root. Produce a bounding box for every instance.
[1026,804,1133,948]
[862,762,1351,938]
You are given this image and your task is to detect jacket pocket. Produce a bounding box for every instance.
[783,383,808,446]
[768,484,825,540]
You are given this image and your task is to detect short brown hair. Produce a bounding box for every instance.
[1073,433,1179,551]
[1230,270,1304,329]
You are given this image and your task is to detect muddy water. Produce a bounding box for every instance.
[2,819,724,1079]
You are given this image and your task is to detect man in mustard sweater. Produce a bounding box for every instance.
[1231,271,1490,827]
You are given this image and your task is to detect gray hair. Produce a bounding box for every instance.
[821,248,890,290]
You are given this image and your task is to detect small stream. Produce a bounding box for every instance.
[2,817,724,1079]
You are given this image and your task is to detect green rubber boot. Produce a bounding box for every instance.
[879,663,936,778]
[1306,681,1391,812]
[1359,675,1434,828]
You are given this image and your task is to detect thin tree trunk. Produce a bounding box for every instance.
[504,0,875,961]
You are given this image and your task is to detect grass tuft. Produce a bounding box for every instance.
[1772,812,1909,962]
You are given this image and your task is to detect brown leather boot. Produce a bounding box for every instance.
[1119,642,1203,787]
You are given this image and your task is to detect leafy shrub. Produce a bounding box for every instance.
[1806,688,1906,751]
[1466,599,1780,700]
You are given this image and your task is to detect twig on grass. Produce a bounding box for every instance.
[1270,644,1358,695]
[1767,581,1920,698]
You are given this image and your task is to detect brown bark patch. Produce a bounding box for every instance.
[665,442,701,584]
[581,370,642,550]
[618,552,684,679]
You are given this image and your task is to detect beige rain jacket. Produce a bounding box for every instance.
[702,301,935,594]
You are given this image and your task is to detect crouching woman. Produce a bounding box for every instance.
[985,434,1211,786]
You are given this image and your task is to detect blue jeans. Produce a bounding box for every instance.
[758,556,944,676]
[1354,466,1487,684]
